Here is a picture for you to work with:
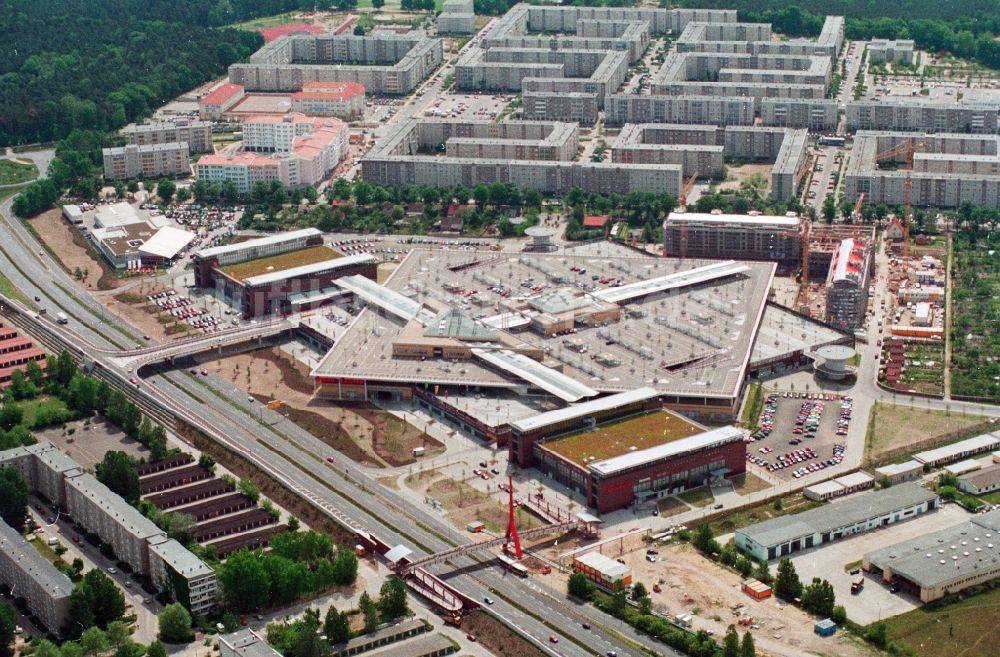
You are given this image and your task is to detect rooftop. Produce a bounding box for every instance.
[243,254,375,288]
[666,211,802,227]
[913,432,1000,465]
[575,551,631,579]
[66,472,164,541]
[221,245,342,281]
[195,228,321,260]
[865,513,1000,589]
[148,536,215,579]
[219,629,281,657]
[874,460,924,476]
[201,83,245,106]
[737,483,938,549]
[259,22,326,42]
[139,226,196,260]
[294,82,366,101]
[196,152,283,167]
[542,409,704,467]
[589,424,744,476]
[750,303,847,365]
[958,463,1000,490]
[0,519,74,599]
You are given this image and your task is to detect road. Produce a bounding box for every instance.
[0,196,661,657]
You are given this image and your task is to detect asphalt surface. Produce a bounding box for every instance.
[0,195,660,657]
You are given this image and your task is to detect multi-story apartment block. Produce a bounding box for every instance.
[148,537,218,616]
[868,39,914,65]
[0,519,73,634]
[124,119,214,154]
[846,101,998,134]
[760,98,838,131]
[606,95,755,127]
[522,92,600,124]
[825,238,872,330]
[662,212,804,272]
[102,143,191,181]
[290,82,365,120]
[436,0,476,34]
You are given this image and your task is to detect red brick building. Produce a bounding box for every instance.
[0,323,46,387]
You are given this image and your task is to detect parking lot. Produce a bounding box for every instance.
[422,91,515,121]
[747,391,855,481]
[789,502,970,624]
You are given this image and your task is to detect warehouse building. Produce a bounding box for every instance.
[864,510,1000,602]
[102,142,191,181]
[735,483,939,561]
[874,460,924,485]
[803,471,875,501]
[957,464,1000,495]
[124,119,214,154]
[912,433,1000,467]
[228,34,443,95]
[0,519,73,635]
[193,228,324,287]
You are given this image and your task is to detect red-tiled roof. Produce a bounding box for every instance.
[583,215,610,227]
[295,82,365,101]
[200,83,244,107]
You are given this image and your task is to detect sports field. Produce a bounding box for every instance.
[881,585,1000,657]
[221,245,342,280]
[542,411,703,466]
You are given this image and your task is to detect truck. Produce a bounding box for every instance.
[851,577,864,594]
[56,312,68,324]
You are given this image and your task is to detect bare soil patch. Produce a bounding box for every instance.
[866,402,994,464]
[716,163,772,194]
[29,209,108,289]
[39,416,150,469]
[408,470,543,535]
[461,611,546,657]
[208,349,444,468]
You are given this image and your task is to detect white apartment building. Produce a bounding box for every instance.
[0,520,73,634]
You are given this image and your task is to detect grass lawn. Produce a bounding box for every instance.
[19,397,73,427]
[709,494,824,535]
[221,245,341,280]
[979,489,1000,505]
[655,496,689,517]
[677,486,714,508]
[881,585,1000,657]
[231,12,300,30]
[30,536,61,564]
[865,402,990,463]
[0,270,35,308]
[730,472,771,495]
[0,160,38,186]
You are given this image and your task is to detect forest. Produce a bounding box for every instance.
[0,0,285,145]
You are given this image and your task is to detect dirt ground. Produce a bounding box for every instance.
[207,350,444,467]
[554,541,870,657]
[867,403,991,462]
[716,163,773,194]
[461,611,546,657]
[29,209,110,289]
[39,416,150,468]
[100,284,195,342]
[403,468,543,538]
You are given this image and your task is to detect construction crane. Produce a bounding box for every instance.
[851,192,866,223]
[678,171,699,258]
[874,140,926,261]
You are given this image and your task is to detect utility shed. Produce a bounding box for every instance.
[815,619,837,637]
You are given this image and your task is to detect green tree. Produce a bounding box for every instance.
[105,621,131,649]
[753,560,772,585]
[0,401,23,431]
[167,512,197,544]
[0,602,15,657]
[61,642,84,657]
[25,360,45,387]
[693,522,716,554]
[774,558,802,600]
[84,569,127,628]
[95,451,140,504]
[158,603,193,643]
[35,640,60,657]
[0,468,29,530]
[740,630,756,657]
[331,548,358,586]
[568,572,594,598]
[378,577,409,622]
[219,549,271,611]
[831,604,847,625]
[822,195,837,223]
[147,641,167,657]
[324,606,351,644]
[865,622,888,648]
[238,478,260,503]
[359,592,379,633]
[723,625,740,657]
[801,578,836,617]
[80,627,109,656]
[292,609,329,657]
[156,178,176,203]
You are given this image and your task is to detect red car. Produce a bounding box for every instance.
[549,636,559,644]
[326,456,335,463]
[466,634,476,642]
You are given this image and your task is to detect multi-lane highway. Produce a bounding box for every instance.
[0,198,669,657]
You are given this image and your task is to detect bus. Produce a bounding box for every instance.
[818,136,845,147]
[496,553,529,578]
